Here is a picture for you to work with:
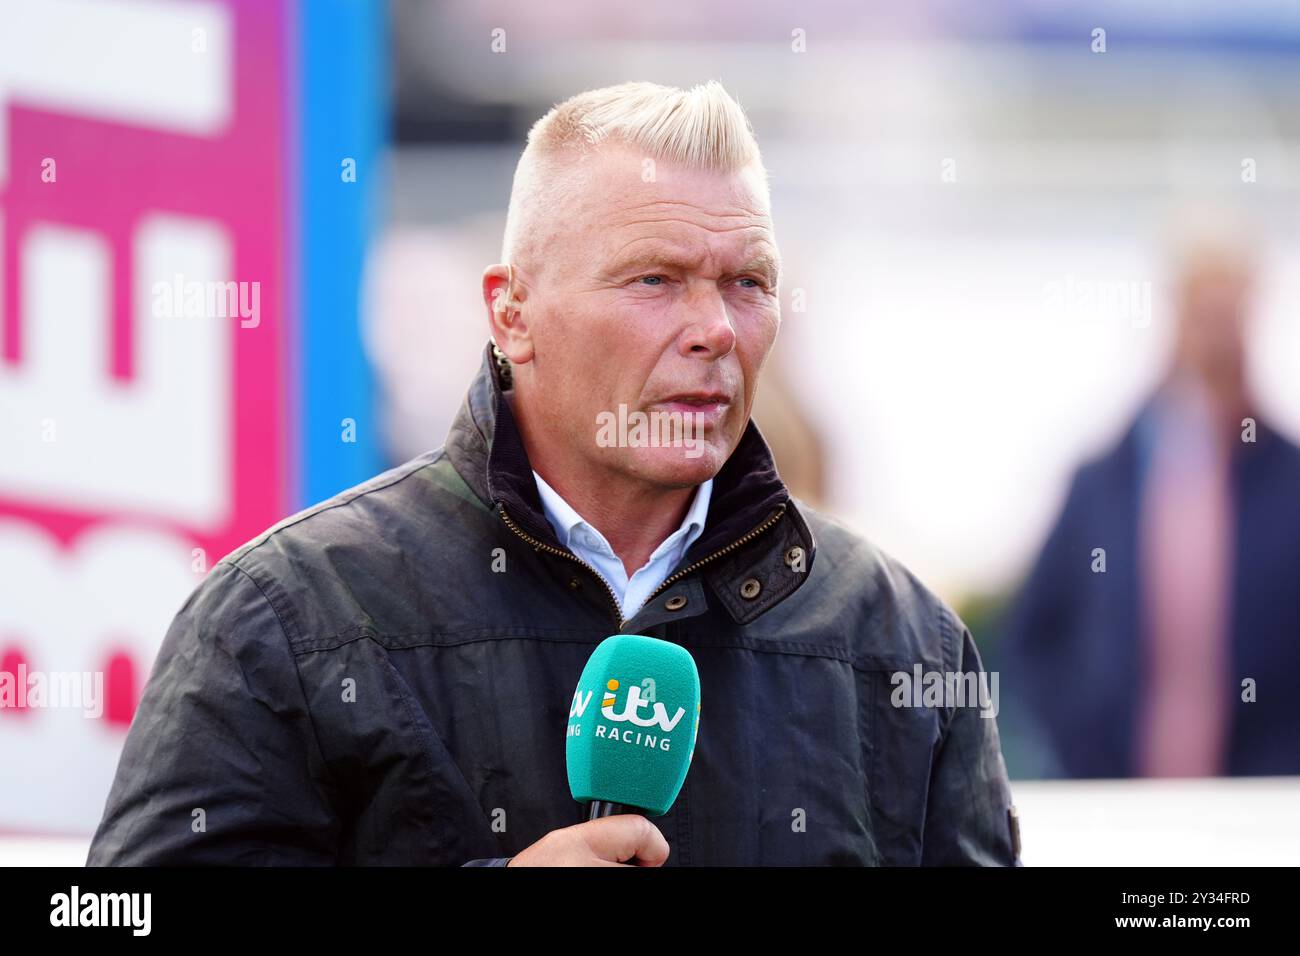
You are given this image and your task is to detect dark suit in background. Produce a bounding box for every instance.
[1002,400,1300,778]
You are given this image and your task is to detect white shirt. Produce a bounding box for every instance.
[532,470,713,622]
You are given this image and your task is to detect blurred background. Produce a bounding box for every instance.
[2,0,1298,863]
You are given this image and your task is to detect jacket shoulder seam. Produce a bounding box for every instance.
[226,560,302,645]
[225,449,450,565]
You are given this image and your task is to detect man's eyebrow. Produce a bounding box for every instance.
[603,250,698,276]
[736,252,780,284]
[602,248,780,283]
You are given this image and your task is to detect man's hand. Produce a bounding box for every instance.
[505,815,670,866]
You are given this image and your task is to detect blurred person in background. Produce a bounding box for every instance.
[1003,210,1300,779]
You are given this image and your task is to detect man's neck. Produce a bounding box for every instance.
[507,394,697,577]
[1161,368,1251,452]
[540,467,696,579]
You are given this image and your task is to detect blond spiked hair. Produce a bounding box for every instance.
[500,81,767,265]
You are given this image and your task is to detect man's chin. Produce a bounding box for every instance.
[622,444,730,488]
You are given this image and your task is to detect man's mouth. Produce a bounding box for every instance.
[652,393,732,426]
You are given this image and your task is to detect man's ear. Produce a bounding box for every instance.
[482,263,534,364]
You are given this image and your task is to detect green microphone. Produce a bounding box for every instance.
[566,634,701,820]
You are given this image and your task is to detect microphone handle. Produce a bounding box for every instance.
[587,800,631,819]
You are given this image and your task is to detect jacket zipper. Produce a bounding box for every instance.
[639,505,786,609]
[499,503,787,630]
[500,507,627,628]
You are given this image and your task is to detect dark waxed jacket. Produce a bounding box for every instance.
[87,342,1020,866]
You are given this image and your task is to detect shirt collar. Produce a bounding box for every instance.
[532,469,713,560]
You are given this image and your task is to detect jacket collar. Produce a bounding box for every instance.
[444,341,816,625]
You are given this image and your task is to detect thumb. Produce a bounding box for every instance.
[580,815,670,866]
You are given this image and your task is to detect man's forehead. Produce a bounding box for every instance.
[603,196,773,235]
[597,176,774,251]
[602,209,775,249]
[562,144,769,216]
[537,145,776,271]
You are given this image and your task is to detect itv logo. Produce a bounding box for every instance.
[569,678,686,732]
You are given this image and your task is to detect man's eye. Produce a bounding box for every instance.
[638,275,664,286]
[736,277,766,289]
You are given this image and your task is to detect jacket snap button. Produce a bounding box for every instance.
[740,578,762,600]
[784,546,804,568]
[567,577,581,590]
[665,595,687,611]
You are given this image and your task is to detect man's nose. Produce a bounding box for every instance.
[678,286,737,358]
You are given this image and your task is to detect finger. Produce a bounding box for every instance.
[630,817,670,866]
[579,815,668,865]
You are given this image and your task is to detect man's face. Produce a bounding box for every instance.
[516,144,781,489]
[1176,258,1252,401]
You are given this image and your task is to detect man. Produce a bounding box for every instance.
[88,81,1018,866]
[1003,218,1300,778]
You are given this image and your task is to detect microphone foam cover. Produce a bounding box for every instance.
[566,634,701,816]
